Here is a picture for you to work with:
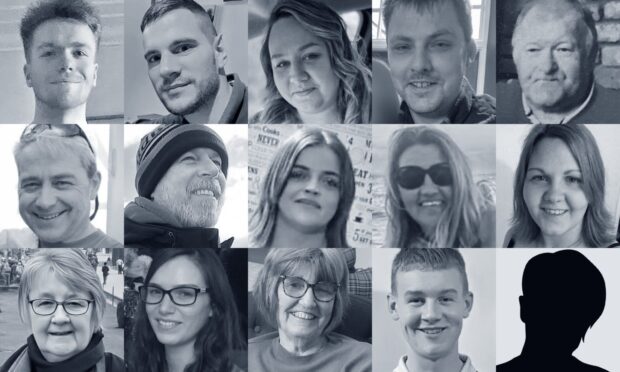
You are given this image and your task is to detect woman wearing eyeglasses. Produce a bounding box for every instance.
[0,249,124,372]
[249,248,371,372]
[129,248,245,372]
[384,126,496,248]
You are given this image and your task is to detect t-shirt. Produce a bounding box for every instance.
[40,229,123,248]
[249,332,371,372]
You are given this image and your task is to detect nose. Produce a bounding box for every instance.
[543,178,565,203]
[34,184,57,210]
[58,50,75,72]
[298,287,317,307]
[410,48,432,73]
[539,48,558,74]
[289,59,309,83]
[157,293,176,314]
[159,52,181,79]
[50,305,70,323]
[419,174,440,193]
[197,158,221,178]
[421,300,441,321]
[304,176,321,195]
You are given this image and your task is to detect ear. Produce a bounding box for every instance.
[387,293,400,321]
[213,34,228,74]
[92,63,99,88]
[519,295,526,323]
[89,171,101,200]
[24,64,32,87]
[466,39,477,64]
[463,291,474,318]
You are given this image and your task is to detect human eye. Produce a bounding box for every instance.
[180,153,197,163]
[54,180,73,189]
[391,43,411,53]
[145,53,161,65]
[566,175,582,184]
[289,168,308,181]
[322,175,340,189]
[286,277,306,290]
[172,43,195,54]
[174,288,196,299]
[35,299,56,307]
[65,299,88,311]
[303,52,321,62]
[529,174,547,183]
[407,297,424,306]
[20,182,40,192]
[439,296,455,304]
[147,287,162,296]
[431,40,452,50]
[273,59,290,69]
[73,49,88,58]
[40,50,55,57]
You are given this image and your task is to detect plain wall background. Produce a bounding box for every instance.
[0,124,123,243]
[123,125,248,247]
[0,0,124,123]
[124,0,248,122]
[497,249,620,371]
[496,125,620,247]
[373,248,496,372]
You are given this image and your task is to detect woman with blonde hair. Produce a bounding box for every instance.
[252,0,371,124]
[250,127,355,248]
[384,126,495,248]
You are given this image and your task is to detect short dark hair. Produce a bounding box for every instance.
[140,0,216,42]
[382,0,473,44]
[20,0,102,61]
[390,248,469,295]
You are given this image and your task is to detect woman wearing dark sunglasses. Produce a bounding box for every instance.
[130,249,245,372]
[384,126,495,248]
[250,248,371,372]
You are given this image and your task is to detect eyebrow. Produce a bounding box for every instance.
[271,42,321,60]
[37,42,93,50]
[403,289,459,296]
[293,164,340,177]
[390,29,457,43]
[148,282,203,289]
[32,291,83,299]
[526,167,582,174]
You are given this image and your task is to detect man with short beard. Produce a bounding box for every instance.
[124,124,233,248]
[135,0,247,124]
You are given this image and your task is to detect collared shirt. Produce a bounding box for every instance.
[393,354,478,372]
[398,79,496,124]
[522,82,595,124]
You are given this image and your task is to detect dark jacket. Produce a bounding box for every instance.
[124,197,234,249]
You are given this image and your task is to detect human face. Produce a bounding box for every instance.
[386,3,472,120]
[151,147,225,228]
[24,19,98,111]
[143,9,220,116]
[523,138,588,246]
[397,144,452,236]
[277,146,341,235]
[146,256,211,348]
[269,17,340,121]
[277,266,334,344]
[17,144,99,245]
[28,270,95,363]
[512,4,593,112]
[388,268,472,362]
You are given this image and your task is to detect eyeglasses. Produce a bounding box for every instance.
[21,124,95,154]
[279,275,339,302]
[139,285,209,306]
[396,163,452,190]
[29,299,93,316]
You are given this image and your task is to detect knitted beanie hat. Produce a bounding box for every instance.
[135,124,228,198]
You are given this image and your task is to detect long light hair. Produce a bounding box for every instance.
[385,126,488,248]
[257,0,371,124]
[510,124,613,247]
[249,127,355,248]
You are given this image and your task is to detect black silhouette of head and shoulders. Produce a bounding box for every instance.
[498,250,608,372]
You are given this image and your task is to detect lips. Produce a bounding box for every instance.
[418,327,446,335]
[192,189,215,197]
[49,330,73,336]
[409,81,437,89]
[295,198,321,209]
[33,210,67,220]
[541,207,568,216]
[157,319,182,329]
[290,311,317,320]
[419,200,443,207]
[163,81,190,93]
[189,182,221,198]
[292,87,316,96]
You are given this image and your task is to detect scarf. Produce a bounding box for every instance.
[27,331,104,372]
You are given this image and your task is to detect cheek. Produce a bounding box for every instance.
[273,71,289,95]
[567,190,589,212]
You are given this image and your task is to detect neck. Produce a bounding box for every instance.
[541,227,584,248]
[271,216,328,248]
[279,332,326,356]
[165,342,196,372]
[298,105,340,124]
[406,350,463,372]
[184,75,230,124]
[39,223,97,247]
[528,82,592,124]
[410,108,449,124]
[32,100,87,124]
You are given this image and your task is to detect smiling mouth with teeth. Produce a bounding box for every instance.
[542,208,568,216]
[418,328,445,335]
[410,82,436,88]
[193,189,215,197]
[290,311,317,320]
[420,201,442,207]
[157,319,181,329]
[35,211,65,220]
[49,331,73,336]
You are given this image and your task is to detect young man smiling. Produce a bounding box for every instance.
[388,248,477,372]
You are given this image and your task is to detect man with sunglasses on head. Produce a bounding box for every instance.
[20,0,101,124]
[124,124,233,248]
[4,124,122,248]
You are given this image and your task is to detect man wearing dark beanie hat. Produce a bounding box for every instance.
[124,124,233,248]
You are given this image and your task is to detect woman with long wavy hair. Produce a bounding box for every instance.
[384,126,495,248]
[130,249,245,372]
[252,0,371,124]
[250,127,355,248]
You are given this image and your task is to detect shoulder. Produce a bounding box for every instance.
[104,352,125,372]
[133,113,184,124]
[502,226,517,248]
[249,331,278,346]
[249,111,263,124]
[468,93,496,123]
[0,344,28,372]
[327,334,372,371]
[496,80,528,124]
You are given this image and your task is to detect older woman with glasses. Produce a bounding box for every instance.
[249,248,371,372]
[129,248,245,372]
[0,249,124,372]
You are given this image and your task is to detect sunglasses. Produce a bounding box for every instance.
[397,163,452,190]
[21,124,95,154]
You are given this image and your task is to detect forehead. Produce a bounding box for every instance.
[17,144,89,179]
[387,2,466,43]
[143,8,211,51]
[398,143,446,168]
[394,267,465,295]
[281,262,322,283]
[150,256,207,288]
[529,137,579,170]
[294,145,340,174]
[514,5,584,45]
[31,19,97,48]
[29,269,89,299]
[269,17,327,56]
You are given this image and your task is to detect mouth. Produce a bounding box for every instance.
[157,319,182,329]
[48,330,73,336]
[163,82,190,93]
[192,189,216,197]
[290,311,317,320]
[419,200,443,207]
[52,80,81,84]
[295,198,321,209]
[418,327,446,335]
[292,87,316,96]
[408,81,438,89]
[33,210,67,220]
[541,207,568,216]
